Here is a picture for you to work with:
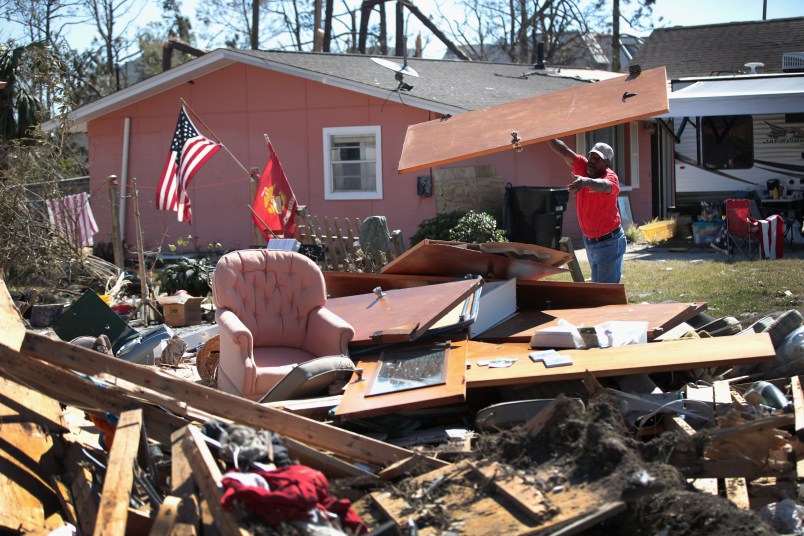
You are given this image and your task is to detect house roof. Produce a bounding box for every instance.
[630,17,804,80]
[66,49,619,131]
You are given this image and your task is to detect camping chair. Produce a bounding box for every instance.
[724,198,761,261]
[212,249,355,400]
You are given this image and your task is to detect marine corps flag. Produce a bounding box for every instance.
[252,136,297,239]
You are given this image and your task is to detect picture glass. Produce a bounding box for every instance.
[366,345,448,397]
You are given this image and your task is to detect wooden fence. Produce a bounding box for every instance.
[295,208,406,272]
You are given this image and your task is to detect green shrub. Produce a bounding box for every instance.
[410,210,468,246]
[449,211,507,243]
[157,257,214,296]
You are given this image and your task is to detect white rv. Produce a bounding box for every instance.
[660,73,804,212]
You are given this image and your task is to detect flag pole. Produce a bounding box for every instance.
[248,204,280,239]
[180,97,252,178]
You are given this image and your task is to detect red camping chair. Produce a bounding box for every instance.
[725,199,761,260]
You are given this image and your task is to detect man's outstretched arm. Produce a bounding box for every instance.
[549,139,577,168]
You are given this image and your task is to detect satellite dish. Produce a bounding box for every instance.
[371,57,419,78]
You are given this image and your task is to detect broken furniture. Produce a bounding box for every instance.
[212,249,355,400]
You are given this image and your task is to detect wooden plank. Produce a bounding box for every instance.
[326,278,482,345]
[470,461,553,522]
[323,272,627,309]
[170,428,200,535]
[0,344,185,446]
[0,377,64,533]
[689,478,719,495]
[180,425,245,536]
[19,331,438,470]
[515,279,627,310]
[381,240,568,281]
[0,277,26,351]
[725,478,750,510]
[559,236,585,283]
[398,66,669,173]
[148,496,181,536]
[478,302,705,343]
[71,465,97,535]
[94,409,143,536]
[336,342,467,420]
[281,436,381,481]
[461,334,775,389]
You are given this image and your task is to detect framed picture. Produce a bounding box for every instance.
[366,344,449,397]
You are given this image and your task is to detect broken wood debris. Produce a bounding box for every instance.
[2,250,803,533]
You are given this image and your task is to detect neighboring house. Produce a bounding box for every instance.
[444,33,643,72]
[630,18,804,216]
[69,49,655,254]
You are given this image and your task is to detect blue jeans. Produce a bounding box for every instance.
[582,227,626,283]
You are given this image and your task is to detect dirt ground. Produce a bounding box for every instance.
[347,393,779,535]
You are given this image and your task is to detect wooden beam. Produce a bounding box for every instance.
[19,331,442,470]
[559,237,585,282]
[94,409,143,536]
[180,425,245,536]
[0,276,26,351]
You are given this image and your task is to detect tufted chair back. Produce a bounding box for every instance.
[211,249,354,400]
[212,249,326,350]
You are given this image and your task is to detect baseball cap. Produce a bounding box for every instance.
[589,142,614,162]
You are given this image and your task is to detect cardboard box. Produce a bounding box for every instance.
[162,297,204,327]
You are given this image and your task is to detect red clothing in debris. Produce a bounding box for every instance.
[221,464,367,534]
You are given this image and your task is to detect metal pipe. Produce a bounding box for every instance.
[119,117,131,247]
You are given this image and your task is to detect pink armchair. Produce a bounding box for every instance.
[212,249,355,400]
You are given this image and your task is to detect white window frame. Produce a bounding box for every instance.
[323,126,383,200]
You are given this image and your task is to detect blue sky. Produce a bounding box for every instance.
[4,0,804,58]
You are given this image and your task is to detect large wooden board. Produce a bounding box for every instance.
[398,66,669,173]
[381,240,568,280]
[326,277,482,345]
[461,333,775,389]
[478,302,706,342]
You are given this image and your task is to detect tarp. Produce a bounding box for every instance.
[658,75,804,118]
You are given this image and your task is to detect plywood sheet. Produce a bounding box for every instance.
[398,66,669,173]
[380,240,568,280]
[335,342,466,420]
[461,333,775,389]
[478,302,706,342]
[326,277,482,345]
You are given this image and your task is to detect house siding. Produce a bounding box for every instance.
[87,62,653,253]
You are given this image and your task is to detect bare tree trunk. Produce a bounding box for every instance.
[380,1,388,55]
[394,0,403,56]
[323,0,334,51]
[250,0,259,49]
[314,0,323,51]
[611,0,621,71]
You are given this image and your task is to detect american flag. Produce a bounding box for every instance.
[156,108,220,222]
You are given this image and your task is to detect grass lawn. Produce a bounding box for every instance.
[547,254,803,321]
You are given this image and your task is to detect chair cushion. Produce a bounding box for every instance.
[252,346,315,396]
[259,355,355,403]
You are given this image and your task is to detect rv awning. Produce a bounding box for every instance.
[659,76,804,118]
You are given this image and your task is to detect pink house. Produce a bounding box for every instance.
[70,49,658,254]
